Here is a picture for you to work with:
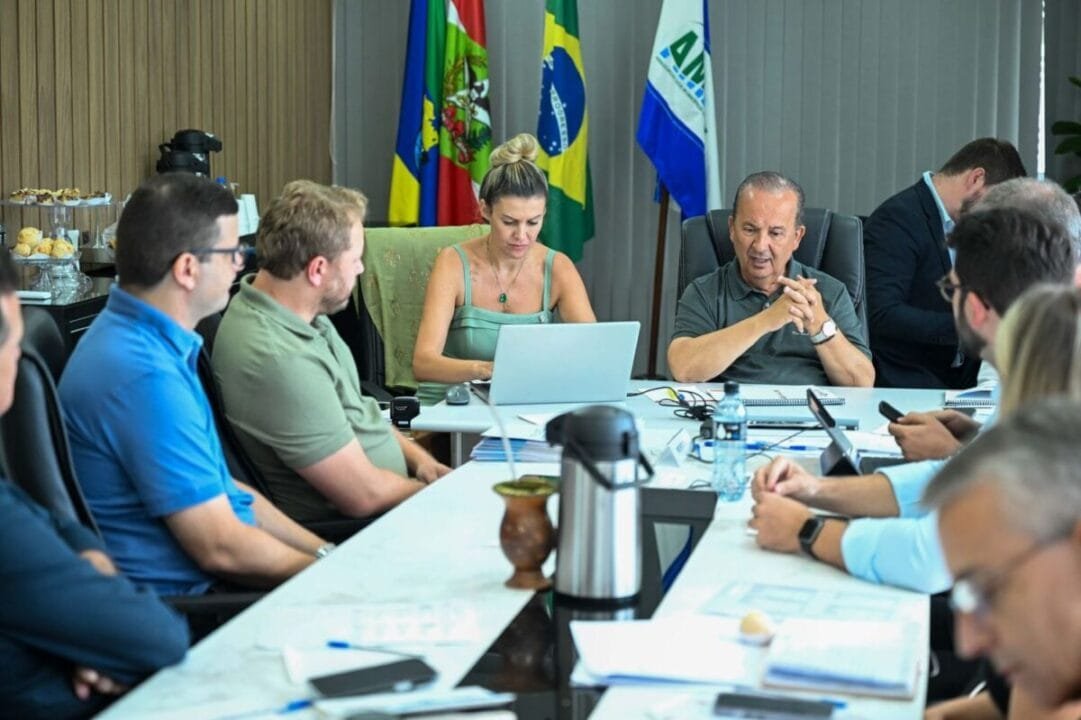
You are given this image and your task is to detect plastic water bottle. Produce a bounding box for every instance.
[712,381,748,500]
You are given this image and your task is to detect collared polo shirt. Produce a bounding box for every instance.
[59,287,255,596]
[212,276,407,523]
[672,258,870,384]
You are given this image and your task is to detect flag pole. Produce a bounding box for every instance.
[647,183,670,379]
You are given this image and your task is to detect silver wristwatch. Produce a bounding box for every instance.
[314,543,337,559]
[810,319,837,345]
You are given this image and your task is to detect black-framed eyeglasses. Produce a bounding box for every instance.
[192,243,254,266]
[935,273,966,303]
[949,536,1065,618]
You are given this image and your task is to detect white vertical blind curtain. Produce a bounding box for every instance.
[1045,0,1081,187]
[334,0,1041,377]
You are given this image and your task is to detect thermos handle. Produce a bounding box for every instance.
[562,436,654,490]
[637,451,655,481]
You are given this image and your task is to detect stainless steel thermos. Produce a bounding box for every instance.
[546,406,653,603]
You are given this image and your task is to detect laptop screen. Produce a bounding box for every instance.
[805,389,861,466]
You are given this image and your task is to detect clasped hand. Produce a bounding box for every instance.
[761,276,827,334]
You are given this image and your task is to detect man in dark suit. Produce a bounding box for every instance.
[864,138,1026,388]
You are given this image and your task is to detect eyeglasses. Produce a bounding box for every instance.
[935,274,966,303]
[949,536,1065,618]
[192,243,254,266]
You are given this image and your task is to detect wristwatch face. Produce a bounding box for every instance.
[811,319,837,344]
[798,517,824,551]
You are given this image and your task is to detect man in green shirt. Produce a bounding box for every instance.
[667,172,874,386]
[213,181,450,523]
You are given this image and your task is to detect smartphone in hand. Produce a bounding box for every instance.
[878,401,904,423]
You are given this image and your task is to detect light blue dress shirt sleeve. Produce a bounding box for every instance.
[879,460,944,518]
[841,512,953,594]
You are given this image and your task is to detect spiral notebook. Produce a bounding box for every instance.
[944,387,996,409]
[763,618,920,699]
[708,386,844,407]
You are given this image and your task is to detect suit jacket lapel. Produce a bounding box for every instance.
[913,180,951,273]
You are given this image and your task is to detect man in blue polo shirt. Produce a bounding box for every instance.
[60,174,330,596]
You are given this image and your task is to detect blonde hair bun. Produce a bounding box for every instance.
[490,133,539,168]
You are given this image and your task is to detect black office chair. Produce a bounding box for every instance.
[678,208,869,346]
[195,312,374,544]
[4,309,261,629]
[1,308,98,532]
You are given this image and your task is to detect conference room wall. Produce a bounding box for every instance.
[0,0,333,234]
[334,0,1043,378]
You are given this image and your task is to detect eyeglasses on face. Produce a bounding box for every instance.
[935,273,966,303]
[192,243,254,265]
[949,536,1065,618]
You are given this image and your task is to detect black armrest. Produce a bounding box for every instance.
[165,592,265,616]
[305,515,383,544]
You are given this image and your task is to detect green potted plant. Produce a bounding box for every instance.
[1051,75,1081,194]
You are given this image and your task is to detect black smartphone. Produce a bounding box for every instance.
[309,659,437,698]
[878,400,903,423]
[713,691,834,719]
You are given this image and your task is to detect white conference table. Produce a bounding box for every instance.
[413,380,951,466]
[103,383,943,719]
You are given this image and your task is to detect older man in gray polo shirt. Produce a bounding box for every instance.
[668,172,874,386]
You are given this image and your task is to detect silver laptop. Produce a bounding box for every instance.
[472,322,640,405]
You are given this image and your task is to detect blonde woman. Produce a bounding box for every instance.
[996,283,1081,415]
[413,133,595,404]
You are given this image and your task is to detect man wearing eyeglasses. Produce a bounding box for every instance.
[923,400,1081,716]
[887,178,1081,463]
[751,206,1076,595]
[59,174,330,595]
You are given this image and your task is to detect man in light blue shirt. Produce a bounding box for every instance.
[750,201,1077,593]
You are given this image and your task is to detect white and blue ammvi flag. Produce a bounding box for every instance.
[636,0,721,218]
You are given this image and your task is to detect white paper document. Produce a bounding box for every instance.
[702,581,902,623]
[570,615,751,685]
[764,618,920,698]
[263,601,484,649]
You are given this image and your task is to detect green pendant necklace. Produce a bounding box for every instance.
[487,238,526,307]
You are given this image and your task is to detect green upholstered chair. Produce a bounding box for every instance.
[358,224,488,394]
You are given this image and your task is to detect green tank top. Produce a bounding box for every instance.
[416,244,556,405]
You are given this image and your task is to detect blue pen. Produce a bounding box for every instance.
[211,698,312,720]
[326,639,421,659]
[746,442,814,452]
[277,699,313,714]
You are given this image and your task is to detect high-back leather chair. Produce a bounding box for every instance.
[679,208,869,345]
[0,307,98,532]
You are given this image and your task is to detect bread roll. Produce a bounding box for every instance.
[17,227,41,247]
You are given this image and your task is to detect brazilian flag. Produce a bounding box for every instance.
[536,0,594,262]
